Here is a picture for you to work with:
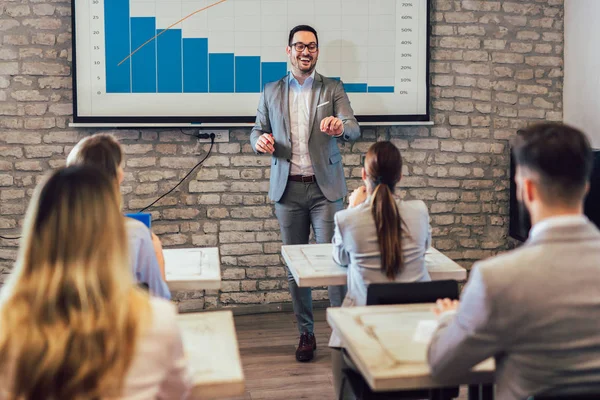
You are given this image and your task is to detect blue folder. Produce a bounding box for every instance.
[125,212,152,229]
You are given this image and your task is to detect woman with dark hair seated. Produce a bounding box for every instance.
[329,141,432,399]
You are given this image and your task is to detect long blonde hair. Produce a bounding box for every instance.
[364,141,404,280]
[0,166,150,400]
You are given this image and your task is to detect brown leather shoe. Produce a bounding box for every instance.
[296,332,317,362]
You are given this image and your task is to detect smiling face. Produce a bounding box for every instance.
[287,30,319,78]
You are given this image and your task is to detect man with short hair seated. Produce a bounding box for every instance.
[428,123,600,400]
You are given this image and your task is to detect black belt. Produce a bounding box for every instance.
[288,175,316,183]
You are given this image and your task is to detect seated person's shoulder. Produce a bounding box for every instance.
[126,217,151,238]
[147,297,179,335]
[126,217,149,231]
[398,199,429,216]
[336,201,370,226]
[473,245,539,284]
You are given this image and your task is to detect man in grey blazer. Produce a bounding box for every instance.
[428,123,600,400]
[250,25,360,362]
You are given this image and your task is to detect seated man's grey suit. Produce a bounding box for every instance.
[428,217,600,400]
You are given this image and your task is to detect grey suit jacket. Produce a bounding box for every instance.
[428,219,600,400]
[250,72,360,202]
[329,198,432,347]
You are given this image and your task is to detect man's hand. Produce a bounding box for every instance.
[348,185,367,208]
[320,116,343,136]
[433,298,459,316]
[255,133,275,154]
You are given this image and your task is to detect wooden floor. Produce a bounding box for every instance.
[222,309,469,400]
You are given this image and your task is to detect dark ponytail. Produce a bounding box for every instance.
[364,142,404,280]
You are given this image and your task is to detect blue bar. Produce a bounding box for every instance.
[235,56,261,93]
[183,38,208,93]
[209,53,234,93]
[368,86,395,93]
[104,0,130,93]
[157,29,182,93]
[261,61,287,89]
[131,17,156,93]
[343,83,368,93]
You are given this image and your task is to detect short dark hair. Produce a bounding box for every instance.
[512,122,593,206]
[288,25,318,46]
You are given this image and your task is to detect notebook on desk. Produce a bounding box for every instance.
[125,212,152,229]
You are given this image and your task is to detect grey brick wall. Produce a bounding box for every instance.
[0,0,564,311]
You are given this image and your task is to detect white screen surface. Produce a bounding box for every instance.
[73,0,430,125]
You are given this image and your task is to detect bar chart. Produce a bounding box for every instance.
[74,0,429,123]
[105,0,289,94]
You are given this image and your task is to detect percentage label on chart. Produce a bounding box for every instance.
[401,15,413,19]
[402,2,413,6]
[401,78,412,83]
[399,90,409,95]
[401,41,412,45]
[401,53,412,57]
[401,66,412,70]
[401,28,413,32]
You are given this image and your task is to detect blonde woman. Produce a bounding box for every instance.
[67,134,170,299]
[0,166,190,399]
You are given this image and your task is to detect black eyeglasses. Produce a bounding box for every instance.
[290,42,318,52]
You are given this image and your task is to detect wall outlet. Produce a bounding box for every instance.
[197,129,229,143]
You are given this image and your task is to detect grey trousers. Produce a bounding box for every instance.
[275,180,347,334]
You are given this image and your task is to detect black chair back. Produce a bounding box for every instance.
[366,279,459,306]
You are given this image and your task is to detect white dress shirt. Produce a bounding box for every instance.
[288,71,315,176]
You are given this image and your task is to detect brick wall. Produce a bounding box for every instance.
[0,0,564,311]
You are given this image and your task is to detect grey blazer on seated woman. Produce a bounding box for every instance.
[329,197,432,347]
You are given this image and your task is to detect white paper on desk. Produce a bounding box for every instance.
[412,320,438,344]
[165,249,204,277]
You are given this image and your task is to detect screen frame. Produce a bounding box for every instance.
[70,0,432,126]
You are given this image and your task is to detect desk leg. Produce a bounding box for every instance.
[481,384,494,400]
[468,384,480,400]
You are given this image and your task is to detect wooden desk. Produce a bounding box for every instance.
[177,310,245,399]
[164,248,221,291]
[281,244,467,287]
[327,304,494,393]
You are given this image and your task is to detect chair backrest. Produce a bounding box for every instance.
[366,280,459,306]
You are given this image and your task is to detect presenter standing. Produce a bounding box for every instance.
[250,25,360,362]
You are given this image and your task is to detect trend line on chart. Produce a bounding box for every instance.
[117,0,228,66]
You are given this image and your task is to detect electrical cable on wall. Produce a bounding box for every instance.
[137,133,215,212]
[0,132,216,241]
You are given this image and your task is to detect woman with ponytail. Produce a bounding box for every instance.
[329,141,431,399]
